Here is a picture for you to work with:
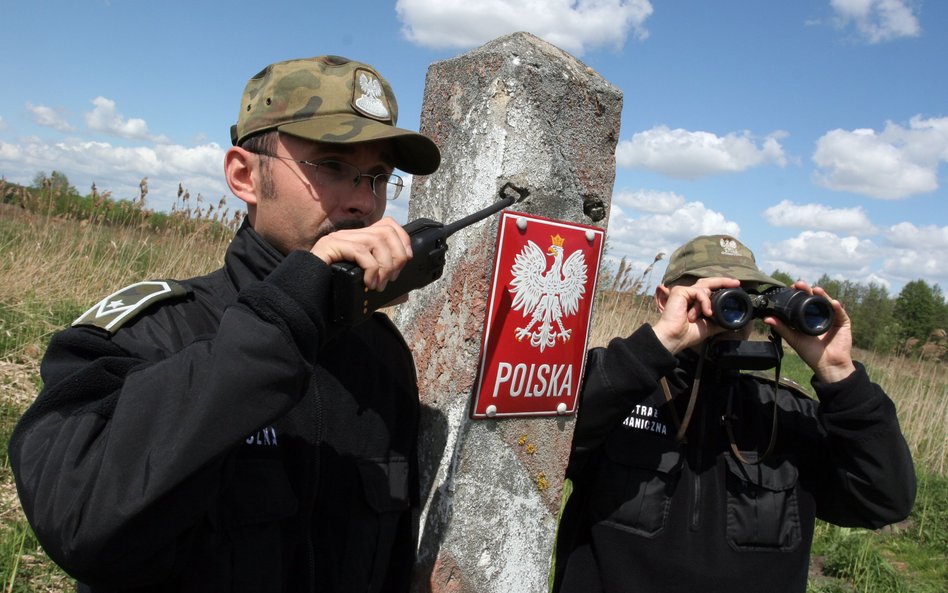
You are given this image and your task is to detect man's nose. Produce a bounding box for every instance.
[344,175,380,217]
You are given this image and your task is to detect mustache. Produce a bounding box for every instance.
[314,219,366,242]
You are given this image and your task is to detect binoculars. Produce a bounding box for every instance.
[710,287,835,336]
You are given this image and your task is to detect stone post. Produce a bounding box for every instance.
[393,32,622,593]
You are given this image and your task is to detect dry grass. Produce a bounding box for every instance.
[0,203,233,361]
[0,204,944,592]
[588,254,663,348]
[0,200,235,591]
[0,203,230,306]
[856,349,948,477]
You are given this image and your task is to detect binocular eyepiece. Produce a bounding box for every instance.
[710,287,835,336]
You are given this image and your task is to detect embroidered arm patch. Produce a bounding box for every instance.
[72,280,189,334]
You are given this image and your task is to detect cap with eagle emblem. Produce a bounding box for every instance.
[230,55,440,175]
[661,234,785,288]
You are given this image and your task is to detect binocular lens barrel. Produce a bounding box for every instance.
[777,291,835,336]
[709,287,835,335]
[710,288,753,330]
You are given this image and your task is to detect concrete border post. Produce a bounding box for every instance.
[394,31,622,593]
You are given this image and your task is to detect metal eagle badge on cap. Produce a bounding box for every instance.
[352,68,391,121]
[720,237,742,256]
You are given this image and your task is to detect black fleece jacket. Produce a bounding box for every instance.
[10,223,420,593]
[552,324,916,593]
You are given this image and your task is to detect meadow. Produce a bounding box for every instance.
[0,189,945,592]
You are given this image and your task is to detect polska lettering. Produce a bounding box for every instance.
[492,362,574,398]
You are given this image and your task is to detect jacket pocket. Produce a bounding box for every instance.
[347,457,411,591]
[590,434,682,537]
[225,458,299,593]
[724,453,801,552]
[358,457,411,513]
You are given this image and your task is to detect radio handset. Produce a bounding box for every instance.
[329,187,521,327]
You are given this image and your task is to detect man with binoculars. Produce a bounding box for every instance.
[551,235,916,593]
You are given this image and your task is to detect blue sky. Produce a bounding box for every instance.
[1,0,946,296]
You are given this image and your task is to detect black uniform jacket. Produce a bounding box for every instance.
[9,223,420,593]
[552,325,916,593]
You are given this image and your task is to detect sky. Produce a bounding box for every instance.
[1,0,946,297]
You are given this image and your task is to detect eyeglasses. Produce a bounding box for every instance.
[253,152,404,201]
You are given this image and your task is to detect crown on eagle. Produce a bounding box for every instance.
[550,234,565,248]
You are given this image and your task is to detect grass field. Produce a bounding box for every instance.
[1,202,945,592]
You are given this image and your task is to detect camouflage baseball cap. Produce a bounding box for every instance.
[231,55,440,175]
[661,235,785,288]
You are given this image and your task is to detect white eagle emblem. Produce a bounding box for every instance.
[354,71,390,119]
[509,234,588,352]
[720,237,741,256]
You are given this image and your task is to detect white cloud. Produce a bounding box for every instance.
[755,224,948,292]
[812,116,948,199]
[880,248,948,288]
[830,0,921,43]
[26,102,74,132]
[0,115,6,132]
[885,222,948,249]
[769,230,879,269]
[85,96,169,143]
[0,136,230,211]
[605,193,740,285]
[881,222,948,288]
[612,188,685,213]
[760,230,880,286]
[395,0,653,55]
[615,126,787,179]
[762,199,877,234]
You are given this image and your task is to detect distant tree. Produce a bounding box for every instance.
[31,170,77,196]
[814,274,841,300]
[769,269,795,287]
[849,282,895,351]
[894,279,941,345]
[934,284,948,331]
[813,274,860,313]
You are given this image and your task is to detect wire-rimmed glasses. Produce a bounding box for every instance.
[253,152,404,200]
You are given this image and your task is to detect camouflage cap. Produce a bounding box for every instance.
[661,235,785,288]
[231,55,440,175]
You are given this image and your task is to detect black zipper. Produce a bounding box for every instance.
[690,397,706,531]
[306,379,324,592]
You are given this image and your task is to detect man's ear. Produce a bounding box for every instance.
[655,284,671,313]
[224,147,258,207]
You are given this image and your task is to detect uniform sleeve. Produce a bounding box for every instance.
[568,324,678,472]
[7,251,330,588]
[809,363,917,528]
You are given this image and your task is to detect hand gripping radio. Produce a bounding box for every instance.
[329,185,523,327]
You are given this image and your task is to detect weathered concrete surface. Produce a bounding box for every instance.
[393,32,622,593]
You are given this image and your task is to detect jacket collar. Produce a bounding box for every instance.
[223,218,286,291]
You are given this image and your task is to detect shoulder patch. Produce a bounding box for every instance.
[72,280,190,334]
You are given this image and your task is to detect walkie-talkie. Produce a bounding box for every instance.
[330,187,521,327]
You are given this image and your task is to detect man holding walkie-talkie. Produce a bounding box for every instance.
[552,234,916,593]
[10,55,460,593]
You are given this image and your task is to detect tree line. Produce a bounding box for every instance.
[6,171,947,360]
[768,270,947,359]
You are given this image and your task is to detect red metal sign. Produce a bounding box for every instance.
[471,211,604,418]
